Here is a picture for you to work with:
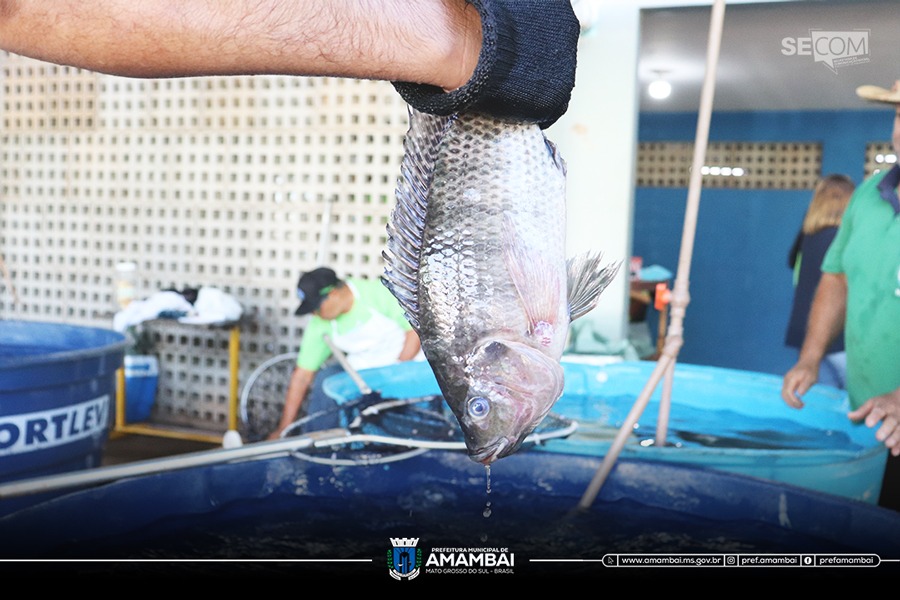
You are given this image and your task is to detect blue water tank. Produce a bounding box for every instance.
[0,320,126,482]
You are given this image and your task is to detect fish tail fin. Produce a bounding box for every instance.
[383,106,455,331]
[566,253,622,321]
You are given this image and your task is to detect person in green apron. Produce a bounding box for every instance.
[268,267,422,439]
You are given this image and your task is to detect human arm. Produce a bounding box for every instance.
[0,0,579,126]
[848,387,900,456]
[0,0,480,88]
[781,272,847,408]
[393,0,580,127]
[267,366,315,440]
[397,330,421,362]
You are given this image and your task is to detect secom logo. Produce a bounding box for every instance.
[781,29,870,73]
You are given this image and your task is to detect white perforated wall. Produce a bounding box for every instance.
[865,141,897,177]
[1,52,408,430]
[3,52,870,433]
[636,141,823,189]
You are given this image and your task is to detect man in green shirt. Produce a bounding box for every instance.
[268,267,421,439]
[782,81,900,510]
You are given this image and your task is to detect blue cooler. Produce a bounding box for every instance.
[123,355,159,422]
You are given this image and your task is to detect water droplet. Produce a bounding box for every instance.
[482,465,493,518]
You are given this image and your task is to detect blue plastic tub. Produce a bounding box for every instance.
[123,355,158,422]
[322,359,888,503]
[0,450,897,579]
[0,320,127,483]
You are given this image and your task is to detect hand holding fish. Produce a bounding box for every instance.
[0,0,579,128]
[393,0,581,129]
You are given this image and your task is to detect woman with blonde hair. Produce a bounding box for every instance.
[784,173,855,388]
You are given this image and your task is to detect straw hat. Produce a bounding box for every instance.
[856,80,900,104]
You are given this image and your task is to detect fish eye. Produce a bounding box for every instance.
[467,396,491,419]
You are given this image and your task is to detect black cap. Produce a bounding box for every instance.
[295,267,339,315]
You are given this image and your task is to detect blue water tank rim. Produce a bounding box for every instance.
[0,319,127,391]
[0,319,127,366]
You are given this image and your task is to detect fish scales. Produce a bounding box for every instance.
[384,108,618,464]
[419,115,568,376]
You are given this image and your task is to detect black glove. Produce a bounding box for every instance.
[392,0,580,129]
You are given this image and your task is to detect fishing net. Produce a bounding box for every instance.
[280,393,576,466]
[238,353,297,443]
[240,354,576,465]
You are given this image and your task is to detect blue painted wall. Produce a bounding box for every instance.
[634,109,893,375]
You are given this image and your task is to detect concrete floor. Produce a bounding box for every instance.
[102,433,221,466]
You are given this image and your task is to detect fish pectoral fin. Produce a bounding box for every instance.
[501,215,562,334]
[566,252,622,321]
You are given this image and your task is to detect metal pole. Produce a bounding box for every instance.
[0,433,341,499]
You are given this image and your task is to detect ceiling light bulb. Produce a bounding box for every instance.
[648,79,672,100]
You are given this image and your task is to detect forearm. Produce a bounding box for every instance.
[397,330,421,361]
[0,0,480,87]
[797,272,847,365]
[278,367,313,427]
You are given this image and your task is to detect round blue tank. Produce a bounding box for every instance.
[0,320,127,482]
[323,359,889,504]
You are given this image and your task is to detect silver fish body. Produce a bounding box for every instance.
[384,108,618,464]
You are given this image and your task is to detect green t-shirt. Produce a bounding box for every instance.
[296,277,412,371]
[821,167,900,409]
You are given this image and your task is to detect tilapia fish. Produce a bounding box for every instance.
[383,107,619,464]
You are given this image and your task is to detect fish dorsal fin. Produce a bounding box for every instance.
[545,137,567,177]
[382,107,456,331]
[566,253,622,321]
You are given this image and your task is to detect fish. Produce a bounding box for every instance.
[383,107,619,465]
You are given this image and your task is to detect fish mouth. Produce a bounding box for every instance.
[469,437,518,465]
